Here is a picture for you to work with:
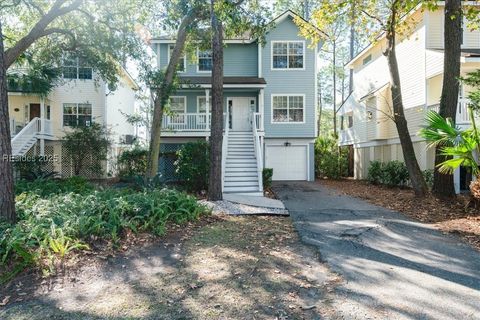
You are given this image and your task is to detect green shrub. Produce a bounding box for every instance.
[175,141,209,192]
[367,160,409,187]
[423,169,434,190]
[15,176,94,197]
[367,160,383,185]
[1,187,210,282]
[14,156,57,181]
[263,168,273,190]
[117,147,148,180]
[314,136,348,179]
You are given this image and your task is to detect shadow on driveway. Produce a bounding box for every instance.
[273,181,480,320]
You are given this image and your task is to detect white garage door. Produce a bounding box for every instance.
[265,145,308,180]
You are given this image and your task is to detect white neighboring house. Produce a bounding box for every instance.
[338,3,480,193]
[8,59,139,178]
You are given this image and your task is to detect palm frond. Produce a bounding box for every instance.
[419,110,462,148]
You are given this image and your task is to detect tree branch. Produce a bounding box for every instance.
[4,0,82,67]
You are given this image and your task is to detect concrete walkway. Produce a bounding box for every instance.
[223,193,285,209]
[273,181,480,320]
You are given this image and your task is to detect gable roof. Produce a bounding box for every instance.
[151,10,323,44]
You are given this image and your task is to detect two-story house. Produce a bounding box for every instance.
[338,3,480,193]
[152,10,319,195]
[8,57,138,178]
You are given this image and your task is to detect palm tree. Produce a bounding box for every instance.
[420,72,480,205]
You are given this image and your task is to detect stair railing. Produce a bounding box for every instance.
[252,112,263,192]
[221,111,229,192]
[11,117,40,156]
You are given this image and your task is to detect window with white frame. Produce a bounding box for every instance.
[169,96,186,123]
[63,103,92,126]
[272,95,304,123]
[197,49,212,71]
[168,44,186,72]
[62,55,92,80]
[272,41,304,69]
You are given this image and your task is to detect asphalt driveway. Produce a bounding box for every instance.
[273,181,480,320]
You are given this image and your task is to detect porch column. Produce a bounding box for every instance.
[205,88,210,131]
[259,88,265,131]
[40,97,45,156]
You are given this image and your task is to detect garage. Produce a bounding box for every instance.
[265,145,308,180]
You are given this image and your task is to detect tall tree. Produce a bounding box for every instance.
[298,0,429,196]
[0,0,149,222]
[431,0,462,198]
[208,0,224,200]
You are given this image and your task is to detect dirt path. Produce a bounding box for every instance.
[0,216,339,320]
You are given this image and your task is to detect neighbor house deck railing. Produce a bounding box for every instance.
[428,99,471,124]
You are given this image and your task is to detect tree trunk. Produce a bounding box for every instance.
[385,21,428,197]
[146,11,198,178]
[432,0,462,198]
[349,4,355,94]
[0,22,16,223]
[208,0,224,201]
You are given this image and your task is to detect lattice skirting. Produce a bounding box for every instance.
[159,143,183,182]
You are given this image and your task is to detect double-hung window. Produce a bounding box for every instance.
[63,103,92,127]
[62,55,92,80]
[272,41,304,69]
[168,44,186,72]
[272,95,304,123]
[197,49,212,72]
[169,96,186,124]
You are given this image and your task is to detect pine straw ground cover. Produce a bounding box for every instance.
[0,216,340,320]
[320,179,480,250]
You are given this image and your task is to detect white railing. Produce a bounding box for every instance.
[254,112,263,131]
[221,111,229,192]
[9,119,15,135]
[11,117,40,155]
[252,113,263,192]
[162,113,210,131]
[457,98,470,124]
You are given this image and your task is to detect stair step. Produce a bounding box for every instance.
[226,159,257,164]
[224,182,259,188]
[223,186,261,193]
[225,167,257,173]
[225,171,258,177]
[225,176,259,182]
[225,163,257,168]
[227,156,256,159]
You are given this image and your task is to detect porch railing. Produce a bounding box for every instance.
[162,113,211,131]
[428,99,471,124]
[252,113,263,192]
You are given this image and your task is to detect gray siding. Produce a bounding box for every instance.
[262,16,317,138]
[157,43,258,77]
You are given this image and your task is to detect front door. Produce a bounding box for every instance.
[29,103,40,120]
[230,97,251,131]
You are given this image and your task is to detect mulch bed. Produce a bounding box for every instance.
[319,179,480,250]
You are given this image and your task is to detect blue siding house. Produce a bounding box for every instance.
[152,11,319,195]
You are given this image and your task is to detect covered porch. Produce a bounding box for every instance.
[161,77,266,136]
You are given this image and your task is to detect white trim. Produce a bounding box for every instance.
[196,48,212,73]
[270,94,306,124]
[258,42,262,77]
[314,43,318,136]
[179,84,266,89]
[167,44,186,73]
[270,40,306,71]
[152,39,255,44]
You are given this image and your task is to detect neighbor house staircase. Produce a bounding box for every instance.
[11,117,53,157]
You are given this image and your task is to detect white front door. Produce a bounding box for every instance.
[230,97,251,131]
